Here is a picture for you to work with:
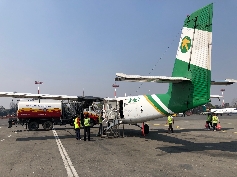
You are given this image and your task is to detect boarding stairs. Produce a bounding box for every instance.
[101,109,121,138]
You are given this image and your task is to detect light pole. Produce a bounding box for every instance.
[112,84,119,98]
[220,89,225,108]
[35,81,43,94]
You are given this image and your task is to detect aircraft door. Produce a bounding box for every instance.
[119,100,124,118]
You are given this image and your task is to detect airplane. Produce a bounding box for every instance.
[102,3,237,135]
[0,3,237,136]
[210,108,237,115]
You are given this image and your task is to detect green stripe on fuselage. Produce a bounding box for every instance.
[145,95,168,115]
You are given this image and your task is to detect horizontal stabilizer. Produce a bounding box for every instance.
[211,79,237,85]
[210,95,223,98]
[115,73,190,83]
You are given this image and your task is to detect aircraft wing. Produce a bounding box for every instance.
[211,79,237,85]
[0,92,102,102]
[0,92,32,98]
[115,73,190,83]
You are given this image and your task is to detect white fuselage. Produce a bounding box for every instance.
[104,95,165,124]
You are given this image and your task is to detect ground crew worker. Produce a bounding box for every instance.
[83,113,91,141]
[206,113,212,130]
[74,115,81,140]
[167,114,174,133]
[97,111,103,136]
[212,113,220,131]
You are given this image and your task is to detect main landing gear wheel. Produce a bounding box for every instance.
[144,124,149,134]
[142,122,149,136]
[28,122,39,131]
[43,121,53,131]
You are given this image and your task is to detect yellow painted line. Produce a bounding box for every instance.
[154,124,160,126]
[179,128,185,130]
[176,126,179,129]
[234,132,237,134]
[164,125,169,127]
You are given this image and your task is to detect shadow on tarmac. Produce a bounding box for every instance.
[120,128,237,155]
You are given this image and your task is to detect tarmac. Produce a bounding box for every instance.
[0,114,237,177]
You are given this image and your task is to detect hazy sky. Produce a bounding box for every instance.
[0,0,237,108]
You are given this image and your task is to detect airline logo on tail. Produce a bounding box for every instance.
[180,36,191,53]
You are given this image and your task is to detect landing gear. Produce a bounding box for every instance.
[141,122,149,136]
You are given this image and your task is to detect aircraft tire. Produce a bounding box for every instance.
[28,121,39,131]
[144,124,149,134]
[43,121,53,131]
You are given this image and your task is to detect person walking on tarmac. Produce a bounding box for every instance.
[74,115,81,140]
[167,114,174,133]
[212,113,220,131]
[83,113,91,141]
[206,113,212,130]
[97,111,104,136]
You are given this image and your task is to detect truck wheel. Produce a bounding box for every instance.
[43,121,53,131]
[144,124,149,134]
[28,122,39,131]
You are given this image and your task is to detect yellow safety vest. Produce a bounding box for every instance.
[74,118,80,129]
[84,118,90,127]
[99,116,102,124]
[168,116,173,124]
[207,115,212,121]
[212,116,218,123]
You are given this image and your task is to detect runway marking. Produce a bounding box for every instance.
[234,132,237,134]
[52,129,79,177]
[179,128,185,130]
[154,124,160,126]
[164,125,169,126]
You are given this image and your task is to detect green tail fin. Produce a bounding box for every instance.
[165,3,213,112]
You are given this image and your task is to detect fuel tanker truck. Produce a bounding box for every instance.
[8,96,103,131]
